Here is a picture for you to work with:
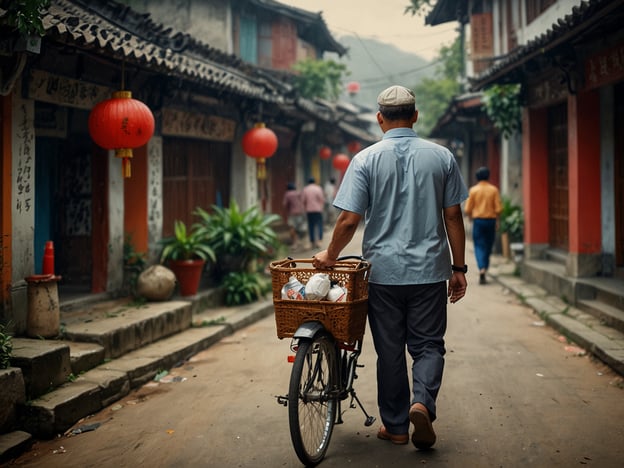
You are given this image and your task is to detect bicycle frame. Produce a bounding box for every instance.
[276,320,376,425]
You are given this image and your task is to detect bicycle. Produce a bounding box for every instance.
[269,256,376,467]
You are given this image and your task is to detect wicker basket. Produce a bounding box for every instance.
[269,258,371,344]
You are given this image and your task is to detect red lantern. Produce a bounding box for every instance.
[88,91,155,178]
[346,81,361,95]
[319,146,332,160]
[333,153,350,172]
[347,141,361,154]
[242,123,278,179]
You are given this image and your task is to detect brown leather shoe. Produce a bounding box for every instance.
[409,405,436,449]
[377,425,409,445]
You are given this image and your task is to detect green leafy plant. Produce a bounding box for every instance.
[1,0,50,36]
[222,272,269,306]
[159,220,216,263]
[0,322,13,369]
[500,197,524,242]
[483,84,522,139]
[123,234,147,297]
[291,58,349,100]
[194,201,281,278]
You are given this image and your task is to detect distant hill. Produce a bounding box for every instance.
[330,35,438,110]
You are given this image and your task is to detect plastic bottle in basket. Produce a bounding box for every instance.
[327,284,347,302]
[305,273,331,300]
[281,276,305,300]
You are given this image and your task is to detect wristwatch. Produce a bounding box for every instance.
[451,264,468,273]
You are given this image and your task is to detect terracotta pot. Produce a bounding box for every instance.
[168,259,206,296]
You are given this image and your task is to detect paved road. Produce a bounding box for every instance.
[9,233,624,467]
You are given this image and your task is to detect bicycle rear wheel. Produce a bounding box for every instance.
[288,332,338,466]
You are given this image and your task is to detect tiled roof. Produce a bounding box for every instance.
[470,0,622,90]
[37,0,285,102]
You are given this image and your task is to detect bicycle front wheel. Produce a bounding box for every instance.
[288,333,338,466]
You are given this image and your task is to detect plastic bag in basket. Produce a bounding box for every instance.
[304,273,331,300]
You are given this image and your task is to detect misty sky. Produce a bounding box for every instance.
[279,0,457,61]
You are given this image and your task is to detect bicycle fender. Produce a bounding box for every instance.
[293,321,325,340]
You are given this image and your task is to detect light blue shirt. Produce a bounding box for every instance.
[333,128,468,285]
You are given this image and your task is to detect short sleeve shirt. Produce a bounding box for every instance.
[333,128,468,285]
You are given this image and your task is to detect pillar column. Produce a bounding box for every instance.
[567,90,602,276]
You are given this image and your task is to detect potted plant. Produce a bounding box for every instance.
[499,197,524,259]
[159,220,215,296]
[194,200,281,281]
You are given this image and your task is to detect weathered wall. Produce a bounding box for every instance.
[133,0,232,52]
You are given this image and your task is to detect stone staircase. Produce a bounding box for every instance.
[0,288,275,462]
[518,251,624,375]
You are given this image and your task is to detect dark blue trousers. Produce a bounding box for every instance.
[367,282,447,435]
[306,212,323,244]
[472,218,497,270]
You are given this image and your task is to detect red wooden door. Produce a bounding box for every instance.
[548,103,569,250]
[162,138,231,236]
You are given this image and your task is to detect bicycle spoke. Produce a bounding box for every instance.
[288,334,337,466]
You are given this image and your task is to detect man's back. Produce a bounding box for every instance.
[333,128,467,285]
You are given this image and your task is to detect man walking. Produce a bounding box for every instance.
[464,166,503,284]
[313,85,468,450]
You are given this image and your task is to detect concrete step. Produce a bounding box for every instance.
[62,299,194,359]
[0,431,32,464]
[10,339,72,400]
[577,299,624,334]
[16,298,275,439]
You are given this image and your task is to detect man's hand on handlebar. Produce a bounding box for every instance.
[312,250,336,269]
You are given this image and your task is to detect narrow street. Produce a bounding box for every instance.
[9,237,624,468]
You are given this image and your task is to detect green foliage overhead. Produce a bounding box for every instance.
[412,35,462,136]
[1,0,50,36]
[413,77,461,136]
[482,84,522,139]
[405,0,437,16]
[291,58,349,100]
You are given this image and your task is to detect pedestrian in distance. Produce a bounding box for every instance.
[464,166,503,285]
[282,182,306,250]
[301,177,325,249]
[312,84,468,450]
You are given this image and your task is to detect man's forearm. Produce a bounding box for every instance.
[326,211,361,260]
[444,205,466,266]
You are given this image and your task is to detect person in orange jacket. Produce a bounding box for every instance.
[465,166,503,284]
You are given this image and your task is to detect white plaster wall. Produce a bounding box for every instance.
[10,93,35,331]
[600,86,616,274]
[230,124,258,211]
[501,132,523,205]
[107,155,124,292]
[147,136,163,263]
[516,0,581,47]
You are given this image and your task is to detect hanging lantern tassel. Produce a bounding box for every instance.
[88,91,155,178]
[242,123,278,180]
[116,148,133,178]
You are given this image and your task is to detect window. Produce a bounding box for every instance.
[239,12,258,64]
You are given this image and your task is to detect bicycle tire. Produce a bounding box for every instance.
[288,333,338,466]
